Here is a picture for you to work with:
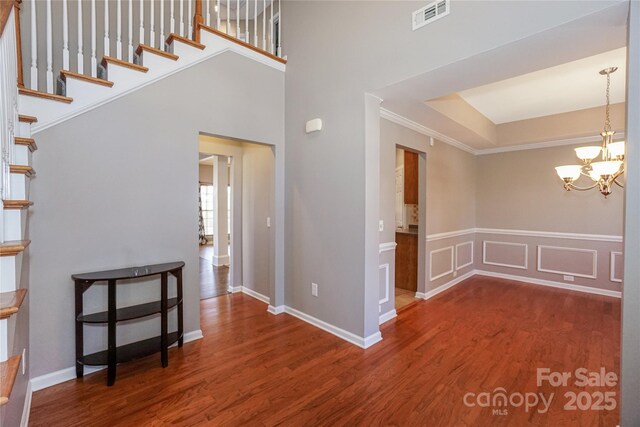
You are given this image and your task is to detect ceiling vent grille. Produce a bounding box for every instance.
[412,0,450,31]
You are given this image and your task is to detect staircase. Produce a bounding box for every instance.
[0,0,285,421]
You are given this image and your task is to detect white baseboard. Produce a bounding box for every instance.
[475,270,622,298]
[283,306,382,349]
[228,285,242,293]
[424,270,476,300]
[379,309,397,325]
[30,329,203,392]
[20,381,32,427]
[415,292,426,299]
[241,287,270,304]
[212,254,230,267]
[267,305,285,314]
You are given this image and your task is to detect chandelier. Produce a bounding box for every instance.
[555,67,625,198]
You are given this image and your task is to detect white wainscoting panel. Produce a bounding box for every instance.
[483,241,528,270]
[379,263,390,305]
[537,245,597,279]
[429,246,454,281]
[455,241,474,270]
[610,251,623,283]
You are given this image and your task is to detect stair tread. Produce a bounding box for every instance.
[18,87,73,103]
[101,56,149,73]
[60,70,114,87]
[0,355,21,406]
[9,164,34,176]
[136,44,179,61]
[0,289,27,320]
[166,33,205,50]
[14,137,37,152]
[18,115,37,123]
[2,200,33,210]
[198,23,287,64]
[0,240,31,257]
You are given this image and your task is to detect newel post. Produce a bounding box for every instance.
[193,0,203,42]
[14,0,23,87]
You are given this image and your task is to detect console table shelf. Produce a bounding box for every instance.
[73,261,185,386]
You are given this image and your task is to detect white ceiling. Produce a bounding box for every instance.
[458,47,627,124]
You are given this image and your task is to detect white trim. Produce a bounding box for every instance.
[610,251,623,283]
[429,246,454,281]
[476,227,622,243]
[380,108,477,155]
[476,132,625,155]
[483,241,528,270]
[267,305,285,314]
[426,228,475,242]
[283,306,382,349]
[455,241,474,270]
[32,45,286,135]
[30,329,203,392]
[241,286,270,304]
[227,285,242,293]
[212,254,230,266]
[423,270,475,300]
[379,309,397,325]
[379,242,397,253]
[537,245,597,279]
[475,270,621,298]
[378,263,390,305]
[20,381,32,427]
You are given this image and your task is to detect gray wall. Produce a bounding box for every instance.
[29,52,283,377]
[241,143,275,298]
[283,0,616,339]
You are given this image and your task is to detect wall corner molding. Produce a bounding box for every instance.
[267,305,285,315]
[379,309,397,325]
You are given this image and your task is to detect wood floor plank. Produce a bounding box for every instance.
[29,276,620,426]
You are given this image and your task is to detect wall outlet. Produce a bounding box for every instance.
[563,275,575,282]
[379,220,384,232]
[311,282,318,297]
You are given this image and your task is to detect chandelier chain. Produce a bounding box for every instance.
[605,70,611,132]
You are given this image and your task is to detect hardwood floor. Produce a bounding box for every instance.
[29,276,620,426]
[199,244,229,300]
[395,287,418,311]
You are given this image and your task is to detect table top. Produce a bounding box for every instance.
[72,261,185,282]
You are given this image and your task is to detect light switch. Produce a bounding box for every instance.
[379,220,384,232]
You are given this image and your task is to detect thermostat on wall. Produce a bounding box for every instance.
[306,118,323,134]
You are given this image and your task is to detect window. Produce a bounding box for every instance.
[200,185,214,236]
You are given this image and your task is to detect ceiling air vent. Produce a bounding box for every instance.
[412,0,450,31]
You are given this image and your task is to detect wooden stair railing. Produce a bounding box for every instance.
[0,354,21,406]
[0,289,27,320]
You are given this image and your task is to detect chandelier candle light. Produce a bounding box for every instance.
[555,67,625,198]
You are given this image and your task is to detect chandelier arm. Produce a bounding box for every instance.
[566,182,600,192]
[614,177,625,188]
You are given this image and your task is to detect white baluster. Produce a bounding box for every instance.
[160,0,165,49]
[128,0,133,61]
[104,0,110,57]
[245,0,248,43]
[91,0,97,76]
[77,0,84,74]
[216,0,220,30]
[226,0,230,34]
[188,0,192,38]
[116,0,122,59]
[206,0,210,26]
[277,0,281,56]
[254,0,257,46]
[46,0,53,92]
[62,0,69,70]
[270,0,273,53]
[171,0,175,34]
[262,0,265,50]
[30,0,37,90]
[236,0,239,38]
[140,0,145,45]
[150,0,155,48]
[180,0,184,37]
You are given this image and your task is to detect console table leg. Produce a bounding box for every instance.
[161,272,168,368]
[107,280,117,386]
[177,268,184,347]
[75,280,84,378]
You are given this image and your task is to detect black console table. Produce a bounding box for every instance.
[72,261,185,386]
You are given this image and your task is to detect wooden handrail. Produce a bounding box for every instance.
[193,0,203,43]
[0,0,12,36]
